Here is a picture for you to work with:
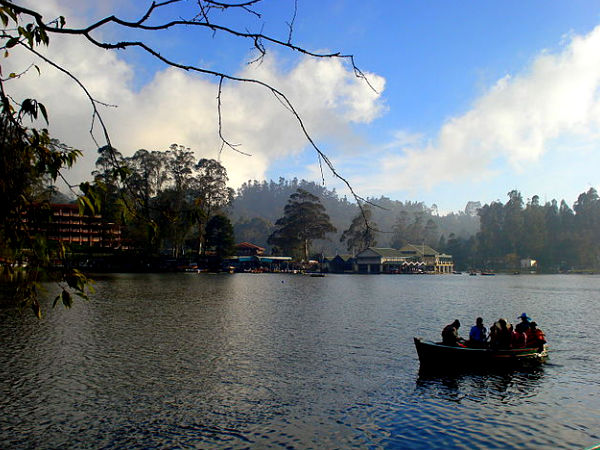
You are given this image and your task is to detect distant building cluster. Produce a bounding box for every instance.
[227,242,455,274]
[324,244,454,274]
[40,204,454,275]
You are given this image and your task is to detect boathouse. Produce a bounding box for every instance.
[354,245,454,274]
[324,254,355,273]
[398,244,454,274]
[354,248,407,274]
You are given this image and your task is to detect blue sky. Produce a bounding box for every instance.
[8,0,600,212]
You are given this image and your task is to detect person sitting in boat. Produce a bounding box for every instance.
[511,328,527,348]
[525,321,547,351]
[442,319,465,347]
[490,318,512,349]
[515,313,532,333]
[468,317,488,348]
[512,313,532,348]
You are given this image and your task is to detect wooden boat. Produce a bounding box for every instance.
[414,337,547,369]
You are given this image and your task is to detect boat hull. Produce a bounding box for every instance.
[414,337,547,370]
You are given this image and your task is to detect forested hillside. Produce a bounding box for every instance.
[230,178,480,256]
[61,144,599,272]
[231,179,600,272]
[473,189,600,272]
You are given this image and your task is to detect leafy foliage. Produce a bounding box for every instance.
[0,4,98,315]
[192,158,234,256]
[85,144,234,260]
[0,116,94,316]
[205,214,235,270]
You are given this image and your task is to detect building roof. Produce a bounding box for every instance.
[233,256,292,262]
[235,242,266,251]
[356,247,406,258]
[331,254,354,262]
[399,243,439,256]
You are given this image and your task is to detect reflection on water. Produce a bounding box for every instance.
[416,367,546,403]
[1,273,600,449]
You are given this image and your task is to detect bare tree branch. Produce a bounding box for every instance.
[0,0,384,225]
[286,0,298,45]
[21,43,116,162]
[1,0,370,84]
[216,76,251,157]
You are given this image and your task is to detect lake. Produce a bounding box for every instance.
[1,273,599,449]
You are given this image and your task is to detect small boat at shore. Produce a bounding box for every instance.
[414,337,547,370]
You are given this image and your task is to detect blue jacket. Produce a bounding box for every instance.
[469,325,487,342]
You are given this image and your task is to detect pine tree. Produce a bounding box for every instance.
[268,189,337,261]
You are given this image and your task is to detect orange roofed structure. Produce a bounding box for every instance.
[235,242,266,256]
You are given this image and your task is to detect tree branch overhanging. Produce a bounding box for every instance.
[1,0,382,218]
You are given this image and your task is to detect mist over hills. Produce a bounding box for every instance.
[230,177,480,256]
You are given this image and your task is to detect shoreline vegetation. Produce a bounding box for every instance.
[33,181,600,274]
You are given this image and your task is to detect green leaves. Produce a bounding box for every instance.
[77,194,97,217]
[52,269,94,309]
[6,37,20,49]
[19,98,48,124]
[0,5,50,57]
[0,5,19,27]
[0,83,88,317]
[53,290,72,308]
[16,23,49,48]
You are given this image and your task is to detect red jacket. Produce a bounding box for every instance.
[525,328,546,348]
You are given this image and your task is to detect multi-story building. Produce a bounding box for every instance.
[45,203,122,248]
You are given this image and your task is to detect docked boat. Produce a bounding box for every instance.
[414,337,547,369]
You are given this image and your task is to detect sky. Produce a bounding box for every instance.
[5,0,600,213]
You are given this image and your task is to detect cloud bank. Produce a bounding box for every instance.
[4,1,385,190]
[373,25,600,195]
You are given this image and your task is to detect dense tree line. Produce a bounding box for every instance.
[87,144,235,265]
[465,189,600,272]
[232,181,600,272]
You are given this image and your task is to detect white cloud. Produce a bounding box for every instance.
[370,24,600,195]
[3,2,385,191]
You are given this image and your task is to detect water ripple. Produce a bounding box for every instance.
[2,274,600,448]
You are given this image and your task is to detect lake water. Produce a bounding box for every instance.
[1,273,599,449]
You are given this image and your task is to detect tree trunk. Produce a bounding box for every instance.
[198,220,203,256]
[304,238,309,262]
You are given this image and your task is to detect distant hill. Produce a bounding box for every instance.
[229,177,480,256]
